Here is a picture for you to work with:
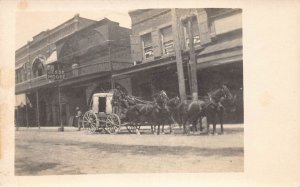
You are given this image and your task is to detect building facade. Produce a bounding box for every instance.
[15,15,132,127]
[114,9,243,123]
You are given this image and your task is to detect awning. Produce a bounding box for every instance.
[44,50,58,65]
[198,38,242,56]
[15,63,24,70]
[15,94,26,107]
[112,59,176,78]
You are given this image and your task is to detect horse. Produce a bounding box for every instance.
[119,90,170,135]
[149,90,173,135]
[204,84,237,134]
[177,85,236,135]
[159,96,181,134]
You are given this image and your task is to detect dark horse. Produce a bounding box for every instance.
[119,90,170,135]
[205,85,236,134]
[159,96,181,134]
[149,90,173,134]
[176,85,236,135]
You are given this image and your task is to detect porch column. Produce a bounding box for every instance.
[171,8,187,102]
[36,90,40,129]
[58,84,64,131]
[187,16,198,101]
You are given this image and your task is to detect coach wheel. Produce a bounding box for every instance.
[105,113,121,134]
[83,111,98,133]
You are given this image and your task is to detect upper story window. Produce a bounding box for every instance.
[141,33,153,60]
[32,58,45,78]
[15,66,26,84]
[160,26,174,55]
[183,17,201,49]
[16,68,21,83]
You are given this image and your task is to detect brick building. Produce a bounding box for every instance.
[15,15,132,127]
[113,9,243,123]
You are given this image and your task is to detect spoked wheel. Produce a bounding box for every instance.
[126,122,141,134]
[105,113,121,134]
[82,111,98,134]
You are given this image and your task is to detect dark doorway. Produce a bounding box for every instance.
[39,99,47,126]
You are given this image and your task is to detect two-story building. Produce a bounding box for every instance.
[15,15,132,127]
[113,9,243,123]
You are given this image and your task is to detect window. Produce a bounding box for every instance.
[16,69,21,83]
[141,33,153,60]
[183,17,201,49]
[160,26,174,55]
[32,58,45,78]
[98,97,106,112]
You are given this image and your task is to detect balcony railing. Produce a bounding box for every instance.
[64,61,132,79]
[15,75,56,94]
[16,61,132,93]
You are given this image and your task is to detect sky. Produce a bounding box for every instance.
[16,10,131,49]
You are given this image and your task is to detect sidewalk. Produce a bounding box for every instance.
[16,126,79,132]
[16,124,243,132]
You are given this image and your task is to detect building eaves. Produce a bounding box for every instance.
[15,15,96,52]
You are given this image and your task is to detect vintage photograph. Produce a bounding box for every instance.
[15,8,244,175]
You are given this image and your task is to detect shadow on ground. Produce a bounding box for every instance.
[80,143,244,157]
[15,160,59,176]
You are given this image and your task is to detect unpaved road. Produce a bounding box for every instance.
[15,125,243,175]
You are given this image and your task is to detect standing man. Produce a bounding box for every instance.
[75,106,82,131]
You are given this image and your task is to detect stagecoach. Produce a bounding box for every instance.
[82,91,142,134]
[82,85,236,135]
[82,92,121,134]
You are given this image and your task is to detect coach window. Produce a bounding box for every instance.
[141,33,153,60]
[160,26,174,55]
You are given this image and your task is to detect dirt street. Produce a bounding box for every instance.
[15,124,243,175]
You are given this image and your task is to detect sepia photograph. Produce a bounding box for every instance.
[1,0,299,186]
[14,8,244,175]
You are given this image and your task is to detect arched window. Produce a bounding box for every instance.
[32,58,45,78]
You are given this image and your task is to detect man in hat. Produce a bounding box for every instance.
[75,106,82,131]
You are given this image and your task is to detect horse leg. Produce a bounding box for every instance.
[199,116,203,132]
[218,108,224,134]
[157,124,160,135]
[192,118,197,134]
[183,119,187,134]
[206,113,211,135]
[212,111,217,135]
[151,124,154,134]
[170,115,176,134]
[153,124,157,135]
[207,108,216,135]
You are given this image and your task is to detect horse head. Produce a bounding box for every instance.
[168,96,180,107]
[220,85,237,112]
[154,90,169,105]
[221,84,233,100]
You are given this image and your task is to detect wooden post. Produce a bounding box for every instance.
[25,99,29,128]
[187,17,198,101]
[36,90,40,129]
[171,8,187,103]
[108,42,115,90]
[58,83,64,131]
[15,106,19,130]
